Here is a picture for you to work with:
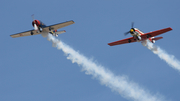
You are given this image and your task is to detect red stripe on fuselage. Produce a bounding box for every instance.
[135,29,144,35]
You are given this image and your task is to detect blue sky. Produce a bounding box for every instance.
[1,0,180,101]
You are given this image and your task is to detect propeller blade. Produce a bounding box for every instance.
[123,22,134,36]
[124,31,130,36]
[31,14,35,21]
[34,24,38,30]
[131,22,134,28]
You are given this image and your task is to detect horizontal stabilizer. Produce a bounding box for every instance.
[152,37,163,41]
[56,30,66,35]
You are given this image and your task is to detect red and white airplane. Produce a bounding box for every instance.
[10,15,74,38]
[108,23,172,46]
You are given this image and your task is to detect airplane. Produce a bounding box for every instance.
[108,23,172,46]
[10,15,75,38]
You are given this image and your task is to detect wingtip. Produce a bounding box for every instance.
[10,35,14,38]
[72,20,75,23]
[169,27,173,30]
[108,43,113,46]
[67,20,75,23]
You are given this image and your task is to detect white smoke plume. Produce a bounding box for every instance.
[144,40,180,72]
[47,34,165,101]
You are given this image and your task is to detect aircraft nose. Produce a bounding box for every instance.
[130,29,134,33]
[32,20,40,27]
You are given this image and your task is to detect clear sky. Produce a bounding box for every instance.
[1,0,180,101]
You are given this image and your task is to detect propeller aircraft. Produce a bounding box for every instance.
[108,23,172,46]
[10,15,74,38]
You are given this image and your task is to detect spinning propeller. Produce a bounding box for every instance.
[124,22,135,36]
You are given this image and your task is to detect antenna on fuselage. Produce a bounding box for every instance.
[131,22,134,28]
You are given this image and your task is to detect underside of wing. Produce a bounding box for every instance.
[141,27,172,39]
[108,37,137,46]
[10,30,40,38]
[43,20,75,31]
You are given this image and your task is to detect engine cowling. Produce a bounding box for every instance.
[32,20,41,27]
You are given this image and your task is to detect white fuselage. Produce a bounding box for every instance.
[131,28,152,46]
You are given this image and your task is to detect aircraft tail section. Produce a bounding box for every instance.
[152,37,163,41]
[56,30,66,35]
[149,37,163,43]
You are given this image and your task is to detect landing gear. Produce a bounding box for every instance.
[133,36,141,41]
[39,28,42,32]
[137,36,141,40]
[35,27,42,33]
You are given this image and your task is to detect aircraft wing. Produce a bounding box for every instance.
[141,27,172,39]
[108,37,137,46]
[10,30,40,38]
[43,20,75,31]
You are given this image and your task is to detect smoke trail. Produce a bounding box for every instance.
[47,34,165,101]
[144,40,180,72]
